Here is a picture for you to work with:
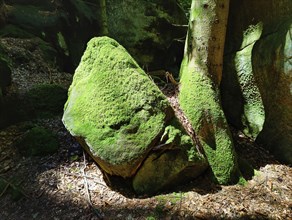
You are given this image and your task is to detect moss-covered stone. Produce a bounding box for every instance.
[63,37,171,177]
[179,60,240,184]
[16,126,58,156]
[63,37,207,194]
[26,83,67,118]
[133,122,207,194]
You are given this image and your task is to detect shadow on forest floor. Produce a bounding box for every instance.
[1,117,291,220]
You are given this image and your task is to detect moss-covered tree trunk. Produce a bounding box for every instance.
[179,0,241,184]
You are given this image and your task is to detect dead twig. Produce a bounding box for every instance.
[81,151,103,219]
[0,177,30,198]
[0,182,10,198]
[63,172,107,188]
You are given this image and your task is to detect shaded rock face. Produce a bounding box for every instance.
[2,1,187,73]
[254,22,292,164]
[63,37,207,194]
[107,0,187,72]
[0,47,11,127]
[221,0,292,163]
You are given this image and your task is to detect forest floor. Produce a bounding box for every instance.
[0,38,292,220]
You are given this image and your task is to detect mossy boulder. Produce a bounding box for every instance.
[16,126,58,156]
[133,122,207,194]
[63,37,207,194]
[25,83,67,118]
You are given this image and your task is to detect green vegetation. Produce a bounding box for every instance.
[63,37,170,176]
[26,83,67,118]
[179,60,240,185]
[16,126,58,156]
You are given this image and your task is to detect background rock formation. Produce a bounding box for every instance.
[221,0,292,163]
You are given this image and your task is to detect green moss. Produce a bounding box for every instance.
[63,37,170,176]
[133,149,207,194]
[179,60,240,184]
[237,176,247,186]
[161,121,205,163]
[133,119,207,194]
[16,126,58,156]
[26,83,67,118]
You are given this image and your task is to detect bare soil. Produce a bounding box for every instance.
[0,38,291,220]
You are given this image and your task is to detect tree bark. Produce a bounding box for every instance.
[179,0,242,184]
[186,0,229,85]
[100,0,109,35]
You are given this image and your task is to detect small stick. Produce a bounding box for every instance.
[81,151,103,219]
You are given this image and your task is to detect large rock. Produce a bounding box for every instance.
[221,0,292,163]
[254,22,292,164]
[222,23,265,138]
[63,37,207,193]
[133,121,207,194]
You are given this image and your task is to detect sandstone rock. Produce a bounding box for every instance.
[63,37,207,194]
[254,22,292,164]
[221,0,292,163]
[133,122,207,194]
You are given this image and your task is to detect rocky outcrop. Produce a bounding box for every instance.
[2,0,188,73]
[107,0,187,72]
[221,0,292,163]
[254,22,292,164]
[63,37,207,194]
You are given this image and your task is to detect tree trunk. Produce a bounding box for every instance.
[100,0,109,35]
[179,0,242,184]
[186,0,229,85]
